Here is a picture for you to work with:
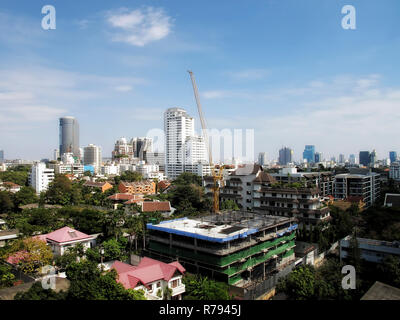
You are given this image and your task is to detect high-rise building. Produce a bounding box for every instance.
[29,163,55,194]
[339,154,345,164]
[84,144,102,173]
[112,137,134,163]
[278,147,293,165]
[53,149,60,161]
[59,116,80,158]
[389,151,397,164]
[0,150,4,163]
[258,152,267,166]
[369,150,377,166]
[136,137,153,160]
[314,152,322,163]
[164,107,209,179]
[349,154,356,165]
[302,145,315,163]
[359,151,371,166]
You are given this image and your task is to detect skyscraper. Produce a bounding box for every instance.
[369,150,377,166]
[359,151,371,166]
[389,151,397,164]
[314,152,322,163]
[0,150,4,163]
[302,145,315,163]
[258,152,267,166]
[59,116,80,158]
[164,107,209,179]
[349,154,356,165]
[339,154,345,164]
[278,147,293,166]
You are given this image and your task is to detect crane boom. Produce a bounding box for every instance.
[188,70,223,214]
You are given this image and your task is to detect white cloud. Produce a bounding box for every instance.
[106,7,173,46]
[227,69,270,80]
[115,85,133,92]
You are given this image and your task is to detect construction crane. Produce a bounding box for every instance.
[188,70,224,214]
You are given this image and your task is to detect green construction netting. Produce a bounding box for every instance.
[148,231,296,268]
[222,240,295,276]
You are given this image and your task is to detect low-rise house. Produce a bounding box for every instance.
[34,226,96,256]
[140,201,174,217]
[111,257,186,300]
[83,181,113,193]
[0,182,21,193]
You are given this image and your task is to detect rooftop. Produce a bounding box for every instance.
[147,211,294,243]
[361,281,400,300]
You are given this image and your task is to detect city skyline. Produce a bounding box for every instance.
[1,1,400,161]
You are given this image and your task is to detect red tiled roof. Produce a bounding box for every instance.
[108,193,136,201]
[83,181,109,188]
[45,226,92,243]
[142,201,171,212]
[158,180,171,190]
[111,257,185,290]
[2,182,21,188]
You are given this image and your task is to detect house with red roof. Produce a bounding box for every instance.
[111,257,186,300]
[34,226,96,256]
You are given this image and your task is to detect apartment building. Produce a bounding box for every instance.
[334,171,380,207]
[29,162,55,194]
[270,167,334,197]
[118,180,156,195]
[217,165,330,229]
[389,162,400,180]
[146,211,297,288]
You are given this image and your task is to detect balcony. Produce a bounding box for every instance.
[171,284,186,296]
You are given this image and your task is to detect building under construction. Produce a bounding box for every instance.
[146,211,297,287]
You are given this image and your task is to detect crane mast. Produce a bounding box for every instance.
[188,70,223,214]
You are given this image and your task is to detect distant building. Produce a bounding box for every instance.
[334,171,380,207]
[258,152,267,166]
[145,152,165,171]
[338,154,345,164]
[390,162,400,180]
[314,152,322,163]
[164,107,210,179]
[118,180,156,195]
[59,116,80,158]
[83,144,102,173]
[29,163,55,194]
[101,163,120,176]
[389,151,398,164]
[349,154,356,165]
[303,145,315,164]
[112,138,135,164]
[53,149,60,161]
[370,150,377,166]
[278,147,293,165]
[83,181,113,193]
[359,151,371,166]
[0,150,4,163]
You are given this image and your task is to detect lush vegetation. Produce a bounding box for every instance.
[183,273,232,300]
[0,165,31,186]
[0,263,15,289]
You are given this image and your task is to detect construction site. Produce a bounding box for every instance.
[146,211,298,290]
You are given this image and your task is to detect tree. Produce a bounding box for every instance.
[13,186,38,208]
[45,175,72,205]
[0,191,13,213]
[66,260,146,300]
[102,238,126,261]
[276,265,316,300]
[0,263,15,289]
[183,274,231,300]
[378,255,400,288]
[173,172,202,187]
[14,281,67,300]
[7,238,53,274]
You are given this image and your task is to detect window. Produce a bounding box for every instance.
[246,182,251,186]
[157,282,161,288]
[171,279,179,288]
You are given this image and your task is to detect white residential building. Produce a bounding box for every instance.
[29,162,55,194]
[164,107,210,179]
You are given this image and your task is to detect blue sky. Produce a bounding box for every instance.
[1,0,400,162]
